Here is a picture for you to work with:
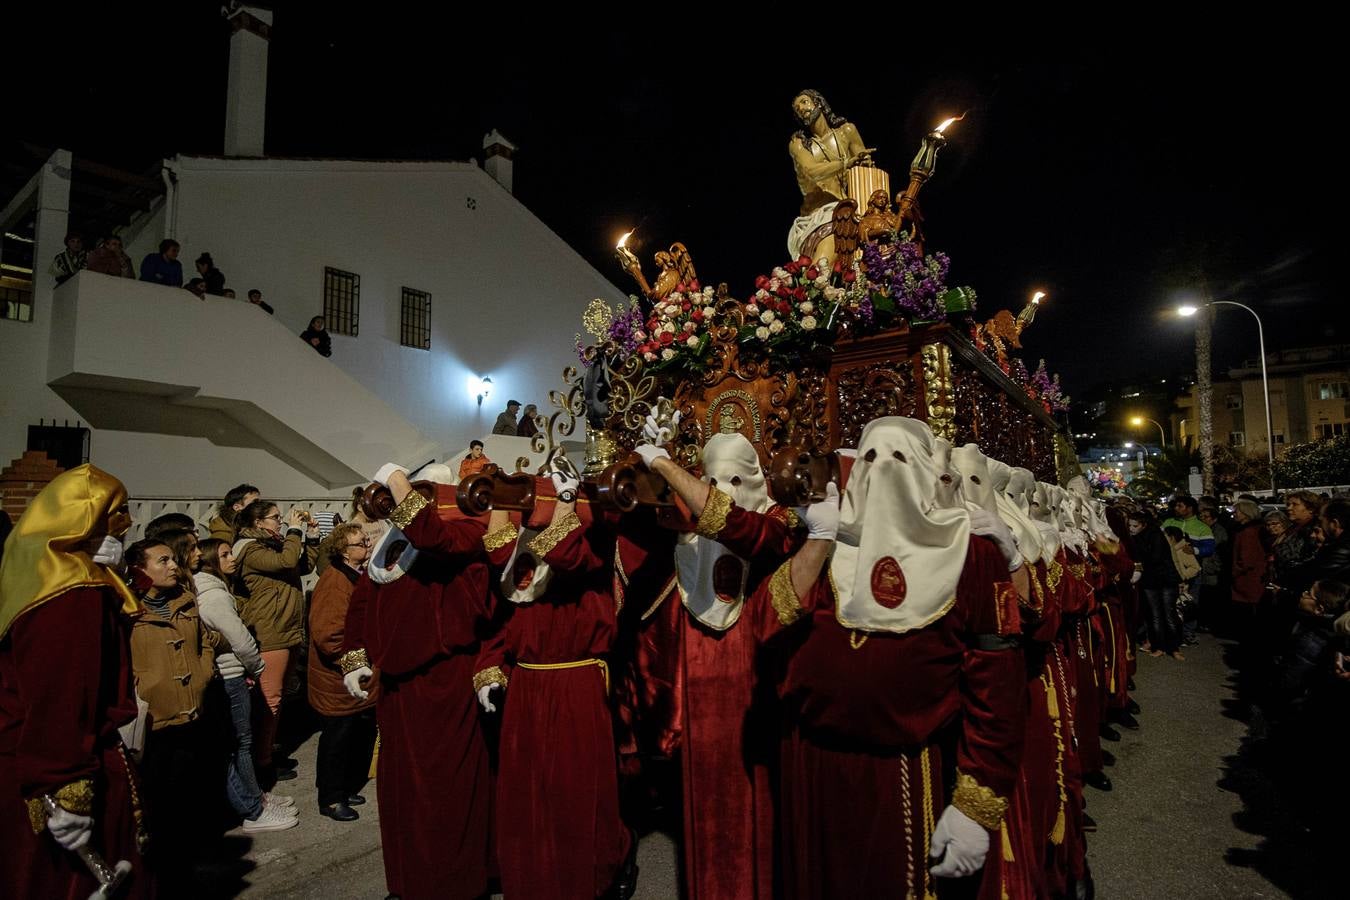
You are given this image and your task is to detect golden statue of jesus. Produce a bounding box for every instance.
[788,90,875,216]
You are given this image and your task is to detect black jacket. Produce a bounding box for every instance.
[1134,526,1181,589]
[300,328,332,358]
[1291,532,1350,593]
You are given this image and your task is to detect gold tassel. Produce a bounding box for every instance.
[1002,822,1015,862]
[1043,673,1060,720]
[1051,806,1066,846]
[368,730,380,780]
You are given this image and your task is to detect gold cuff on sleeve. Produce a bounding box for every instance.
[473,665,508,692]
[528,512,582,558]
[25,778,95,835]
[338,648,371,676]
[389,490,430,530]
[483,522,520,552]
[951,770,1009,831]
[769,559,806,626]
[695,487,732,539]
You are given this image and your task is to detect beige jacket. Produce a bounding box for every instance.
[129,592,218,730]
[234,527,319,651]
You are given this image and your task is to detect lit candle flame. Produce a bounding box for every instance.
[617,231,633,250]
[933,111,969,135]
[1032,291,1046,305]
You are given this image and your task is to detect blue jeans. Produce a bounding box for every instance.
[223,675,265,820]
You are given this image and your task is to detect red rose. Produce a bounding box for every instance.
[842,270,856,284]
[755,275,770,290]
[778,300,791,315]
[691,309,704,321]
[806,267,818,280]
[785,262,800,275]
[682,301,691,311]
[659,331,674,345]
[793,286,807,301]
[833,259,844,273]
[689,280,700,292]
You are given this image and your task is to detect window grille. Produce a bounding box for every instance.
[400,287,431,350]
[323,267,360,336]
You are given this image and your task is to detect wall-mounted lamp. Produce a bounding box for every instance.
[471,375,493,407]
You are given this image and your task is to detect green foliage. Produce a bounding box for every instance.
[1127,439,1200,500]
[1274,435,1350,488]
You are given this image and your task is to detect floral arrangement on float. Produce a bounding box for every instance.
[1086,464,1127,495]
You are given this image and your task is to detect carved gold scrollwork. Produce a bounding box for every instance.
[921,343,955,441]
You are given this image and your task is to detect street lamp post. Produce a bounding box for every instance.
[1178,300,1276,493]
[1130,416,1167,449]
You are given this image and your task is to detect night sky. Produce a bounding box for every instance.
[9,11,1337,409]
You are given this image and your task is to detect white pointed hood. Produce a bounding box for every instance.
[833,417,970,634]
[675,433,770,630]
[985,457,1050,564]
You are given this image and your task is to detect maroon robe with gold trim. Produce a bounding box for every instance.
[477,508,632,900]
[744,514,1026,900]
[345,508,494,900]
[0,588,153,900]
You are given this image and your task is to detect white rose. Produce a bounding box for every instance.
[755,326,770,340]
[703,286,715,298]
[755,289,770,300]
[686,335,699,348]
[824,286,844,302]
[661,348,676,360]
[799,301,814,314]
[745,303,760,315]
[664,322,677,334]
[769,320,785,334]
[760,310,775,324]
[683,321,698,333]
[703,306,716,318]
[644,351,657,361]
[801,315,818,330]
[772,267,790,280]
[635,329,647,340]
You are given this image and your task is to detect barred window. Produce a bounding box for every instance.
[1,282,33,323]
[323,267,360,336]
[1229,431,1245,447]
[400,287,431,350]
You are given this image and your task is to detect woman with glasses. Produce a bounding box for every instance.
[307,524,377,822]
[234,500,320,785]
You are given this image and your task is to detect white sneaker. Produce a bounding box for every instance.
[264,792,295,809]
[243,804,299,833]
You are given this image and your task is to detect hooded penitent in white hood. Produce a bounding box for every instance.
[1042,483,1085,555]
[1067,476,1115,541]
[985,457,1050,564]
[954,444,1043,567]
[1014,470,1060,557]
[675,432,771,630]
[833,417,971,634]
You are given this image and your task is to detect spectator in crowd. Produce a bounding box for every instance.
[144,511,198,542]
[1199,505,1231,633]
[1266,509,1315,601]
[234,500,320,785]
[517,403,540,438]
[300,316,332,357]
[195,253,226,296]
[248,289,275,314]
[308,523,378,822]
[139,239,183,287]
[124,538,220,891]
[209,483,260,543]
[85,235,134,278]
[1163,495,1215,644]
[1129,507,1185,659]
[1230,499,1268,635]
[184,278,207,300]
[49,231,86,285]
[1272,579,1350,717]
[458,439,492,479]
[1292,498,1350,589]
[223,288,236,298]
[161,528,202,592]
[493,399,521,435]
[193,538,298,833]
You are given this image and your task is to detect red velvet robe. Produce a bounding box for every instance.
[674,499,801,900]
[1052,549,1096,887]
[1093,542,1135,713]
[477,510,631,900]
[0,587,153,899]
[345,509,494,900]
[745,517,1026,900]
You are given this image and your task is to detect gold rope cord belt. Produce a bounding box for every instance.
[517,658,609,693]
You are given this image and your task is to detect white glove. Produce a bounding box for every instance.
[797,482,840,540]
[343,666,373,700]
[1130,570,1142,585]
[550,468,580,497]
[372,463,409,486]
[634,443,670,469]
[928,804,989,878]
[969,509,1021,572]
[91,535,124,568]
[642,410,681,444]
[477,683,502,713]
[47,806,94,851]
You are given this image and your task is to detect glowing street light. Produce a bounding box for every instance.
[1129,415,1168,448]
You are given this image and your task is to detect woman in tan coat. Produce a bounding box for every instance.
[308,523,377,821]
[233,500,319,783]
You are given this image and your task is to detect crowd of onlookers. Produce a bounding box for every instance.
[1121,488,1350,839]
[51,231,332,358]
[43,482,389,886]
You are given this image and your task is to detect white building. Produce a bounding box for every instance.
[0,5,623,508]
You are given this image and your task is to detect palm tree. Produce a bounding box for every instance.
[1128,439,1201,500]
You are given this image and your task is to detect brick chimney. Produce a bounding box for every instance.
[0,451,65,522]
[223,3,273,157]
[483,130,517,193]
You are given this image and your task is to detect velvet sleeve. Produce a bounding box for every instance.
[952,538,1027,829]
[11,589,110,801]
[394,492,489,561]
[694,489,801,564]
[473,609,514,691]
[746,558,831,646]
[534,513,607,576]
